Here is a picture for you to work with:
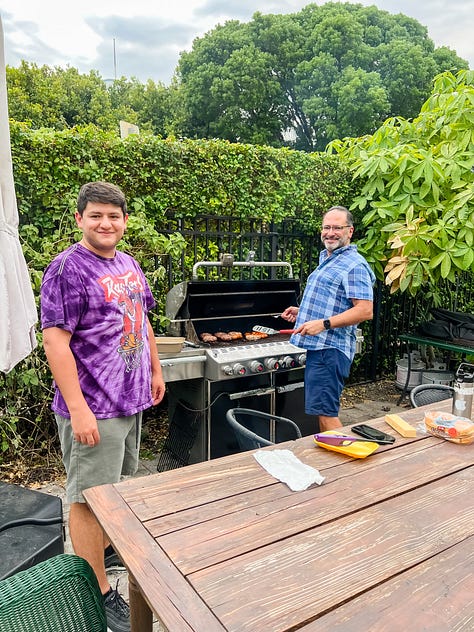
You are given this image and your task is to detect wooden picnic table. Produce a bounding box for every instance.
[84,400,474,632]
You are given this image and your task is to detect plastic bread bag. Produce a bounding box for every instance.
[423,410,474,444]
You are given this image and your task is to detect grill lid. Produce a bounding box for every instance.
[166,278,301,342]
[167,279,300,319]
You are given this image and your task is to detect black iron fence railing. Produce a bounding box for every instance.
[157,215,473,383]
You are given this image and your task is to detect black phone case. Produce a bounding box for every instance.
[351,424,396,444]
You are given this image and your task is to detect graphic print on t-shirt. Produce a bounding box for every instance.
[98,270,146,371]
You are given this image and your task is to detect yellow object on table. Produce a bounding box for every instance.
[314,430,379,458]
[384,414,417,437]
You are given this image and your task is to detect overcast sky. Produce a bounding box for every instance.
[1,1,472,84]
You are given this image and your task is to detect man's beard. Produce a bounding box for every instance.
[323,237,345,252]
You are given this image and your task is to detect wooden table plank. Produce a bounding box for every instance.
[306,536,474,631]
[83,400,465,632]
[83,484,226,632]
[138,437,418,535]
[116,412,440,524]
[156,440,473,574]
[187,468,474,632]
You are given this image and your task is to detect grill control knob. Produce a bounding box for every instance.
[279,356,296,369]
[249,360,264,373]
[264,357,280,370]
[296,354,306,366]
[223,364,247,375]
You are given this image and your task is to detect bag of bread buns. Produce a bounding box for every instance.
[424,410,474,444]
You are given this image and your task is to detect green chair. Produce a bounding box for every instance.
[0,553,107,632]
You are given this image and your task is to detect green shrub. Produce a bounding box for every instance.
[1,125,354,463]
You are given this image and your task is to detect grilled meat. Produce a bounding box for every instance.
[244,331,269,341]
[214,332,233,341]
[228,331,243,340]
[201,330,264,343]
[200,332,218,343]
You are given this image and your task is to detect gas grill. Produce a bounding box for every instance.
[157,257,362,470]
[165,271,307,381]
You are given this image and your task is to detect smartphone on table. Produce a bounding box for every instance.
[351,424,396,444]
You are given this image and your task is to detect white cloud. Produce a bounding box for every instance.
[1,1,472,84]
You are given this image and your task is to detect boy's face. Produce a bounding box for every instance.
[75,202,128,258]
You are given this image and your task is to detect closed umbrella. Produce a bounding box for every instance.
[0,16,37,373]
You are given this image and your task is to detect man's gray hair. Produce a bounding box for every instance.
[325,205,353,226]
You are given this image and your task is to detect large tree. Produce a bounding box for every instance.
[6,62,177,136]
[7,62,117,130]
[177,2,468,150]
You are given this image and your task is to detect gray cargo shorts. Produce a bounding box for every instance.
[55,412,142,504]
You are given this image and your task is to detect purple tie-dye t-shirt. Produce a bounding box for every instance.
[40,243,156,419]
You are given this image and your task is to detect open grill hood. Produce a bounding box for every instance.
[166,279,301,345]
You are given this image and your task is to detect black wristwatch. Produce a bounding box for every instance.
[323,319,332,330]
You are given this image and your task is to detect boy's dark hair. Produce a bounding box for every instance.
[77,182,128,216]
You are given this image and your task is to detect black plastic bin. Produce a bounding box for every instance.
[0,482,64,579]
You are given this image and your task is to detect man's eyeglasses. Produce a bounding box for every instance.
[321,225,352,232]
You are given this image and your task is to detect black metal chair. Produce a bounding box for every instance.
[226,408,302,452]
[409,384,454,408]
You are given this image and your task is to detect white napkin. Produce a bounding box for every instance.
[254,449,325,491]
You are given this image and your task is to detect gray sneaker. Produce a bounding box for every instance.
[103,582,130,632]
[104,545,126,572]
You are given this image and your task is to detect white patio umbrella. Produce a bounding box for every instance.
[0,16,37,373]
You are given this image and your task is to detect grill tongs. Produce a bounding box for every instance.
[252,325,295,335]
[314,433,371,446]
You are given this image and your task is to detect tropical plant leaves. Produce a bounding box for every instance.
[329,69,474,296]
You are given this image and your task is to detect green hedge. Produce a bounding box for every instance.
[2,123,356,463]
[11,123,355,229]
[11,121,358,314]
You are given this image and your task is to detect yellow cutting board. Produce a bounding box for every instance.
[314,430,380,458]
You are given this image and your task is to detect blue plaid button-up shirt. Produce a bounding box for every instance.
[290,244,375,360]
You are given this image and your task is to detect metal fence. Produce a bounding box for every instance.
[158,214,474,383]
[160,215,322,283]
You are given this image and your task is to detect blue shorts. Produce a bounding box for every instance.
[304,349,352,417]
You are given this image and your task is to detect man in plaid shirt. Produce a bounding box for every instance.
[282,206,375,432]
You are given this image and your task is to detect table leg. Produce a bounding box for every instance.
[129,573,153,632]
